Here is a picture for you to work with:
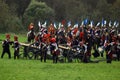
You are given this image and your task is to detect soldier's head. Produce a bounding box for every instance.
[14,36,18,41]
[6,34,10,40]
[30,23,34,26]
[30,26,34,30]
[29,23,34,30]
[51,38,56,43]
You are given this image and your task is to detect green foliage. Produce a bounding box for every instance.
[65,0,87,21]
[38,0,120,22]
[0,0,24,33]
[107,0,116,4]
[0,0,10,32]
[0,0,9,19]
[5,0,31,17]
[1,15,24,33]
[110,0,120,21]
[23,1,55,29]
[0,0,120,33]
[5,16,24,32]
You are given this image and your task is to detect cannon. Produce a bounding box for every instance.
[19,42,41,59]
[58,44,85,62]
[19,42,53,60]
[19,42,86,63]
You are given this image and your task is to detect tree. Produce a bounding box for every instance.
[64,0,88,22]
[37,0,66,21]
[0,0,10,32]
[23,1,55,30]
[110,0,120,21]
[5,0,31,18]
[96,0,111,20]
[107,0,116,4]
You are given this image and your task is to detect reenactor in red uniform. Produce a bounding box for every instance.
[1,34,12,59]
[28,23,34,31]
[40,33,50,62]
[116,34,120,61]
[105,41,113,63]
[27,23,35,43]
[50,38,59,63]
[13,36,20,59]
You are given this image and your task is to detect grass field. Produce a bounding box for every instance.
[0,33,120,80]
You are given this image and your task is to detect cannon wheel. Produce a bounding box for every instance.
[58,44,70,62]
[67,45,85,62]
[27,43,40,59]
[19,46,26,59]
[27,46,35,59]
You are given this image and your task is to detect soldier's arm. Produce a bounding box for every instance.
[9,41,14,45]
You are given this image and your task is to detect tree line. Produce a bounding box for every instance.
[0,0,120,33]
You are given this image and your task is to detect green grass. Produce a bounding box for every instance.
[0,33,120,80]
[0,33,27,42]
[0,59,120,80]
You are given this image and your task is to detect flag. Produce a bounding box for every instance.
[73,23,78,28]
[101,19,104,27]
[84,19,88,25]
[90,21,94,28]
[104,20,107,25]
[104,20,107,27]
[38,21,41,27]
[67,21,71,27]
[101,19,106,27]
[54,22,57,29]
[81,21,84,26]
[96,22,100,27]
[44,21,47,25]
[113,21,117,26]
[116,22,119,27]
[58,22,61,29]
[42,21,47,28]
[109,21,112,27]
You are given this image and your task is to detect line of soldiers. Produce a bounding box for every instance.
[27,22,120,63]
[27,23,59,63]
[1,22,120,64]
[1,34,20,59]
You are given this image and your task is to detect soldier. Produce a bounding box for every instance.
[50,38,59,63]
[1,34,12,59]
[116,34,120,61]
[13,36,20,59]
[78,42,88,63]
[40,42,47,62]
[40,33,50,62]
[27,23,35,42]
[105,41,113,63]
[116,43,120,61]
[28,23,34,31]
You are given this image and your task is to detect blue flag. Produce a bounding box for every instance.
[84,19,88,25]
[101,19,104,27]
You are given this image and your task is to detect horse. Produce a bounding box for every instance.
[27,30,35,43]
